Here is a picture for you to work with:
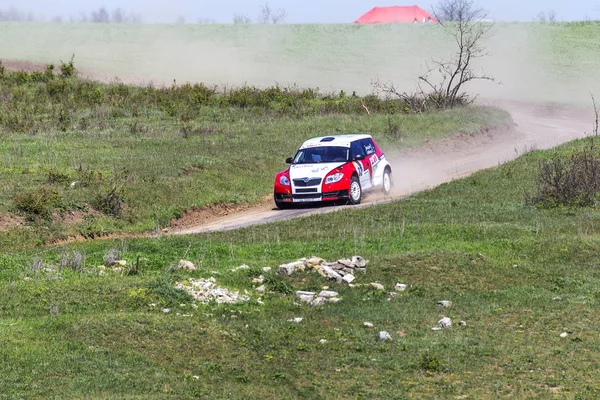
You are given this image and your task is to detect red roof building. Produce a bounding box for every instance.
[355,5,438,24]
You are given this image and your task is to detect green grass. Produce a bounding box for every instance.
[1,22,600,103]
[3,137,600,398]
[0,70,509,246]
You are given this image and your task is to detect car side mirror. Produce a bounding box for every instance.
[285,157,293,164]
[355,154,365,161]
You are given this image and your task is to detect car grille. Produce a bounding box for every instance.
[296,188,318,193]
[293,178,322,187]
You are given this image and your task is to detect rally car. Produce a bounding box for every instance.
[273,134,392,209]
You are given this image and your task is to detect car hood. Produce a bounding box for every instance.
[289,162,345,181]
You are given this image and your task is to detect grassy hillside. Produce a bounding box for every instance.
[0,68,509,246]
[1,22,599,103]
[3,137,600,398]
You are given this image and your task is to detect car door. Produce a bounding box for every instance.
[361,138,381,188]
[351,140,372,190]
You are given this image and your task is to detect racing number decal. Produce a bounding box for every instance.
[352,161,364,176]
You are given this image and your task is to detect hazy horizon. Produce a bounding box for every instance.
[0,0,599,24]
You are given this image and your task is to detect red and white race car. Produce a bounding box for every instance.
[273,134,392,208]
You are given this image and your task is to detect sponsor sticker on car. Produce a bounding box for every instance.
[293,197,322,203]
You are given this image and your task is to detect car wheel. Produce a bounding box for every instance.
[382,168,392,195]
[348,175,362,205]
[274,195,291,210]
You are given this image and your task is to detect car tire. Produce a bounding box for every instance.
[382,168,392,195]
[274,195,291,210]
[348,175,362,205]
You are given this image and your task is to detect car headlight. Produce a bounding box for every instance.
[279,175,290,186]
[325,173,344,184]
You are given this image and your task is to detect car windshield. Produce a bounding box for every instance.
[293,146,350,164]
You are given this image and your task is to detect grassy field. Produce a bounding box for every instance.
[0,68,509,246]
[2,137,600,398]
[1,22,599,103]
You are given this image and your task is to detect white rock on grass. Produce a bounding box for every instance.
[342,274,355,284]
[327,297,342,303]
[179,260,196,271]
[288,317,303,323]
[175,278,250,304]
[318,290,339,299]
[319,339,328,344]
[310,297,326,307]
[116,260,127,266]
[370,282,385,291]
[263,267,272,272]
[560,332,568,338]
[364,322,374,328]
[296,291,316,303]
[438,317,452,328]
[255,285,265,293]
[252,275,265,284]
[395,283,407,292]
[379,331,392,342]
[231,264,250,272]
[437,300,452,308]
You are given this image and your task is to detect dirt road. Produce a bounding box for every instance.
[169,100,594,236]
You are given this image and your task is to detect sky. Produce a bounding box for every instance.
[2,0,599,23]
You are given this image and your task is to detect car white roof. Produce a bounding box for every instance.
[299,134,372,149]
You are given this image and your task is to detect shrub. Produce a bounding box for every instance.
[46,169,71,185]
[60,54,77,79]
[13,186,61,219]
[90,169,131,216]
[59,250,86,272]
[528,141,600,208]
[103,247,120,267]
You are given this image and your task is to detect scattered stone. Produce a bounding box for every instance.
[257,298,264,305]
[370,282,385,291]
[437,300,452,308]
[319,265,343,282]
[296,291,316,303]
[263,267,272,272]
[276,255,368,284]
[432,327,442,331]
[319,339,328,344]
[379,331,392,342]
[364,322,374,328]
[252,275,265,284]
[112,267,123,272]
[327,297,342,303]
[23,277,32,281]
[307,257,324,266]
[318,290,339,299]
[162,308,171,313]
[395,283,408,292]
[192,375,200,379]
[459,321,467,326]
[97,265,106,270]
[288,317,303,323]
[351,256,367,268]
[552,297,562,301]
[255,285,265,293]
[179,260,196,271]
[310,297,326,307]
[438,317,452,328]
[175,278,250,304]
[387,292,398,299]
[560,332,568,338]
[116,260,127,266]
[150,303,157,307]
[231,264,250,272]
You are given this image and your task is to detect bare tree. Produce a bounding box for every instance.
[374,0,494,110]
[433,0,486,22]
[258,2,286,24]
[233,13,252,24]
[535,11,547,23]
